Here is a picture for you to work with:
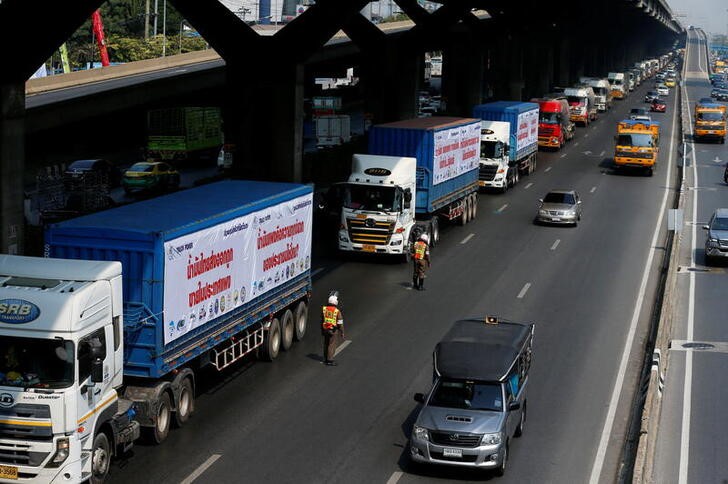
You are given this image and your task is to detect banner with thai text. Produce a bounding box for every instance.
[432,121,481,185]
[162,193,312,344]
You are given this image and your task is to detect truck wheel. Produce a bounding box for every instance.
[144,392,171,444]
[281,309,295,351]
[459,199,469,226]
[261,318,281,361]
[90,432,111,484]
[173,378,194,427]
[430,217,440,246]
[469,194,478,220]
[294,302,308,341]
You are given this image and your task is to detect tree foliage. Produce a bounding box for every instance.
[58,0,204,71]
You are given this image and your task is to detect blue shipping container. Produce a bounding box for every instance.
[45,180,312,379]
[368,117,480,214]
[472,102,539,162]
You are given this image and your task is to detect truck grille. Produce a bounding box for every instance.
[429,431,482,448]
[0,442,49,466]
[0,404,53,441]
[346,218,394,245]
[479,165,498,182]
[539,127,555,136]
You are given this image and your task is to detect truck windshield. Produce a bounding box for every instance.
[697,112,723,122]
[0,337,74,389]
[593,87,608,96]
[430,379,503,412]
[539,112,560,125]
[480,140,503,158]
[617,133,654,147]
[343,184,400,212]
[567,96,585,106]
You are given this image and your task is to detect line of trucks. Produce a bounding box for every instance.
[0,50,678,481]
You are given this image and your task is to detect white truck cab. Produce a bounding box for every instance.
[478,121,516,192]
[337,154,418,256]
[0,255,138,483]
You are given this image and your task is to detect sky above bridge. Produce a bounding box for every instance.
[669,0,727,36]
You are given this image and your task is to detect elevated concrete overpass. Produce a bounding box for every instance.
[1,0,683,254]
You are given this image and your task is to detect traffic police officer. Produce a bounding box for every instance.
[321,293,344,366]
[411,233,431,290]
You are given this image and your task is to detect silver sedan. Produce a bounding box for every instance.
[535,190,582,226]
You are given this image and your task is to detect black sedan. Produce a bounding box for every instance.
[644,91,660,103]
[715,89,728,102]
[63,159,122,188]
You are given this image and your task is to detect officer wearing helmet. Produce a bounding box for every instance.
[321,292,345,366]
[411,232,431,291]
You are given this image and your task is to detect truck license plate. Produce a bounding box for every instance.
[0,465,18,480]
[362,244,375,252]
[443,448,463,458]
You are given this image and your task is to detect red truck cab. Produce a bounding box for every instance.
[531,97,575,150]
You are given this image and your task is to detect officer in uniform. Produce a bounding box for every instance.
[321,293,344,366]
[411,233,431,290]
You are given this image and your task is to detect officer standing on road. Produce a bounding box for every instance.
[411,233,431,291]
[321,292,344,366]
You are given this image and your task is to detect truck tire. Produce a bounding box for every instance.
[261,318,281,361]
[459,199,469,226]
[430,217,440,246]
[173,378,194,427]
[144,392,171,444]
[469,194,478,220]
[281,309,295,351]
[90,431,111,484]
[294,302,308,341]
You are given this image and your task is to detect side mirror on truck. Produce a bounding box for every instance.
[414,392,425,403]
[89,338,105,383]
[404,188,412,209]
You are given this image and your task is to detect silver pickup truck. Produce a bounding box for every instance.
[410,317,535,476]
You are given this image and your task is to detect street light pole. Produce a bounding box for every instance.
[162,0,167,57]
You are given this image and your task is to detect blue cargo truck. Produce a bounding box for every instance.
[472,102,539,192]
[0,180,312,482]
[336,116,480,258]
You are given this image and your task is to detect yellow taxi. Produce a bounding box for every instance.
[664,77,676,88]
[122,161,180,194]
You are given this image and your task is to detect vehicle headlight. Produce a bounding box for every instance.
[46,437,70,468]
[539,209,549,216]
[413,425,429,442]
[338,232,349,243]
[565,210,576,217]
[551,137,559,143]
[390,239,403,246]
[708,237,719,246]
[481,432,502,445]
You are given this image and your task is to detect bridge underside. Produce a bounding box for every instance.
[0,0,682,254]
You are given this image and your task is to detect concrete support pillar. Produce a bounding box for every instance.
[225,61,304,182]
[491,31,524,100]
[0,83,25,255]
[442,32,484,116]
[555,36,571,87]
[361,45,419,124]
[523,33,554,99]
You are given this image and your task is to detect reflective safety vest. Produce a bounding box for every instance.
[322,305,340,330]
[413,241,427,260]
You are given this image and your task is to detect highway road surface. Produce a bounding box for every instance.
[106,58,682,482]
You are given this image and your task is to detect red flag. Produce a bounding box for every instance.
[92,10,110,67]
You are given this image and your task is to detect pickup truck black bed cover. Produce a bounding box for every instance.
[435,319,533,382]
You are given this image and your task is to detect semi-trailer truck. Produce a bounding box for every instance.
[336,117,481,258]
[579,77,613,112]
[563,87,597,126]
[531,97,575,150]
[472,101,539,191]
[146,107,224,162]
[0,180,313,483]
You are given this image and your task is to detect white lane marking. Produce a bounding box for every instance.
[550,239,560,250]
[386,471,403,484]
[590,186,597,193]
[599,150,605,157]
[574,142,580,146]
[588,55,679,484]
[311,268,325,277]
[496,204,508,213]
[516,283,531,299]
[544,167,552,172]
[180,454,222,484]
[525,182,533,189]
[460,233,475,245]
[334,339,351,356]
[679,41,700,484]
[560,153,567,158]
[584,134,589,138]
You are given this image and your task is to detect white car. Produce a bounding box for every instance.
[656,85,669,96]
